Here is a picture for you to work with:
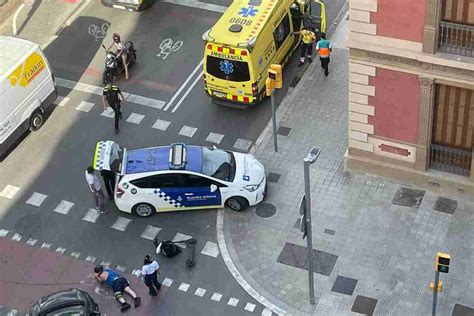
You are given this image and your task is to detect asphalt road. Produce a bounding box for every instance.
[0,0,346,314]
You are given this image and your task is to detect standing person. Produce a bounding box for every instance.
[103,80,125,134]
[294,26,316,67]
[85,166,107,214]
[94,265,141,312]
[107,33,129,80]
[141,254,161,296]
[100,169,116,200]
[316,32,332,77]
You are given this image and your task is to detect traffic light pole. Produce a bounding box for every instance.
[271,90,278,152]
[303,158,315,305]
[432,271,440,316]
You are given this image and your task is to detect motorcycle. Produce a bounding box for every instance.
[101,41,137,84]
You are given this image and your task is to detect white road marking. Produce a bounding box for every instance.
[54,96,70,107]
[76,101,95,112]
[194,287,206,297]
[12,3,26,36]
[163,278,173,287]
[172,232,193,249]
[233,138,253,152]
[261,308,272,316]
[152,118,171,131]
[126,113,145,124]
[157,38,184,60]
[101,260,111,267]
[26,238,37,246]
[25,192,47,207]
[55,247,66,254]
[171,72,202,113]
[0,229,9,237]
[163,0,227,13]
[86,256,97,263]
[201,241,220,258]
[228,297,239,307]
[56,78,166,110]
[211,292,223,302]
[11,233,21,241]
[131,269,141,277]
[116,265,126,272]
[111,216,132,231]
[41,242,51,249]
[178,283,190,292]
[101,107,115,118]
[140,225,162,240]
[206,132,224,144]
[178,125,198,138]
[70,252,81,259]
[82,209,101,223]
[164,60,203,111]
[216,209,287,315]
[245,303,256,312]
[0,185,21,199]
[53,200,75,215]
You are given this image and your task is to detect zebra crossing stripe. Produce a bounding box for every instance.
[11,233,21,241]
[111,217,132,231]
[55,247,66,254]
[228,297,239,307]
[82,209,101,223]
[101,107,115,118]
[194,288,206,297]
[261,308,272,316]
[206,132,224,144]
[0,185,21,199]
[163,278,173,287]
[116,265,126,273]
[172,232,193,249]
[85,256,97,263]
[211,293,222,302]
[131,269,142,277]
[54,96,70,107]
[0,229,9,237]
[53,200,75,215]
[178,283,190,292]
[41,242,51,249]
[25,192,47,207]
[70,252,81,259]
[152,118,171,131]
[245,303,256,312]
[140,225,161,240]
[76,101,95,112]
[178,125,198,138]
[126,113,145,124]
[26,238,37,246]
[201,241,219,258]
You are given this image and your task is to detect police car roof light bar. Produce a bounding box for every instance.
[169,143,187,170]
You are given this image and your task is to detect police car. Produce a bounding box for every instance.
[93,141,266,217]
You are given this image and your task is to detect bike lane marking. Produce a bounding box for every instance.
[163,60,203,111]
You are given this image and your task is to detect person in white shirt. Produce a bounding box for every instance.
[85,166,107,214]
[141,254,161,296]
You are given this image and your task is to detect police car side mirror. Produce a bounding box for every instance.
[210,184,218,193]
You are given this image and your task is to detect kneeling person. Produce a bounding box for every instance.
[94,265,141,312]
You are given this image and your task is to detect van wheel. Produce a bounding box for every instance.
[132,203,156,217]
[226,197,249,211]
[29,111,44,132]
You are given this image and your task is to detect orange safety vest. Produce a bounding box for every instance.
[317,39,331,58]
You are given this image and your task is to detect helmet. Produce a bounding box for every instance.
[113,33,121,43]
[94,265,104,274]
[144,254,152,265]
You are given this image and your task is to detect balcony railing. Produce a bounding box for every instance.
[438,21,474,57]
[429,144,472,177]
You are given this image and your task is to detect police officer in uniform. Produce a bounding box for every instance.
[293,25,316,67]
[102,80,126,134]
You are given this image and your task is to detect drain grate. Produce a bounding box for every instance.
[277,126,292,136]
[351,295,378,315]
[332,275,358,295]
[391,187,425,208]
[267,172,281,183]
[255,203,277,218]
[434,197,457,214]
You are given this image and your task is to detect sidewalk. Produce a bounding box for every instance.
[223,13,474,316]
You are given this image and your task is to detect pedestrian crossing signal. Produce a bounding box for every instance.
[435,252,450,273]
[270,64,282,89]
[265,77,274,96]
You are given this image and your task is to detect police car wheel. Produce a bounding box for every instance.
[226,197,248,212]
[132,203,156,217]
[29,111,44,132]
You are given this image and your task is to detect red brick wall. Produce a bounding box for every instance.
[371,0,427,43]
[368,68,420,144]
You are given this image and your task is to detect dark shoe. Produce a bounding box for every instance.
[121,302,131,312]
[119,113,123,120]
[149,291,157,296]
[134,297,141,307]
[308,57,312,63]
[298,62,304,67]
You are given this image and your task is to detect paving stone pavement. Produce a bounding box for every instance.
[223,15,474,316]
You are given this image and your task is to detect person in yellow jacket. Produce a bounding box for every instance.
[293,26,316,67]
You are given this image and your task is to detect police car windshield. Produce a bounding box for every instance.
[201,147,235,181]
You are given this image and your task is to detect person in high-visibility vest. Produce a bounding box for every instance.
[316,32,332,77]
[293,26,316,67]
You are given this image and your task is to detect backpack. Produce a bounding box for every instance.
[157,240,181,258]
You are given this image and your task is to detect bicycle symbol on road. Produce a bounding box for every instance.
[157,38,183,60]
[88,23,110,41]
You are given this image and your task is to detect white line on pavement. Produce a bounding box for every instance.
[178,283,190,292]
[171,71,202,113]
[25,192,47,207]
[82,209,100,223]
[164,60,203,111]
[163,0,227,13]
[26,238,37,246]
[0,229,9,237]
[163,278,173,287]
[111,216,132,231]
[11,233,21,242]
[227,297,239,307]
[172,232,193,249]
[211,292,222,302]
[140,225,161,240]
[55,247,66,254]
[0,185,21,199]
[56,78,166,110]
[201,241,220,258]
[245,303,256,312]
[12,4,25,36]
[53,200,75,215]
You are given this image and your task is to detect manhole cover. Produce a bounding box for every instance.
[256,203,276,218]
[391,187,425,208]
[434,197,457,214]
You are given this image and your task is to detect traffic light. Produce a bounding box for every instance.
[299,195,307,239]
[265,77,274,96]
[435,252,450,273]
[270,64,282,89]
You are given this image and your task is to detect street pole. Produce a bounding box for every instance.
[432,271,440,316]
[303,158,315,305]
[271,89,278,152]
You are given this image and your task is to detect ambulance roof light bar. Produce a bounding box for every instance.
[169,143,187,170]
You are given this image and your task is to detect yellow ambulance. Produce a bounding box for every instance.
[203,0,326,106]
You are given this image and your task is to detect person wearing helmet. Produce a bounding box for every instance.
[94,265,141,312]
[141,254,161,296]
[107,33,129,80]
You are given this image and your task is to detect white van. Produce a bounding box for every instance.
[0,36,57,157]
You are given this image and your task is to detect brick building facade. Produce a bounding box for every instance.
[345,0,474,191]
